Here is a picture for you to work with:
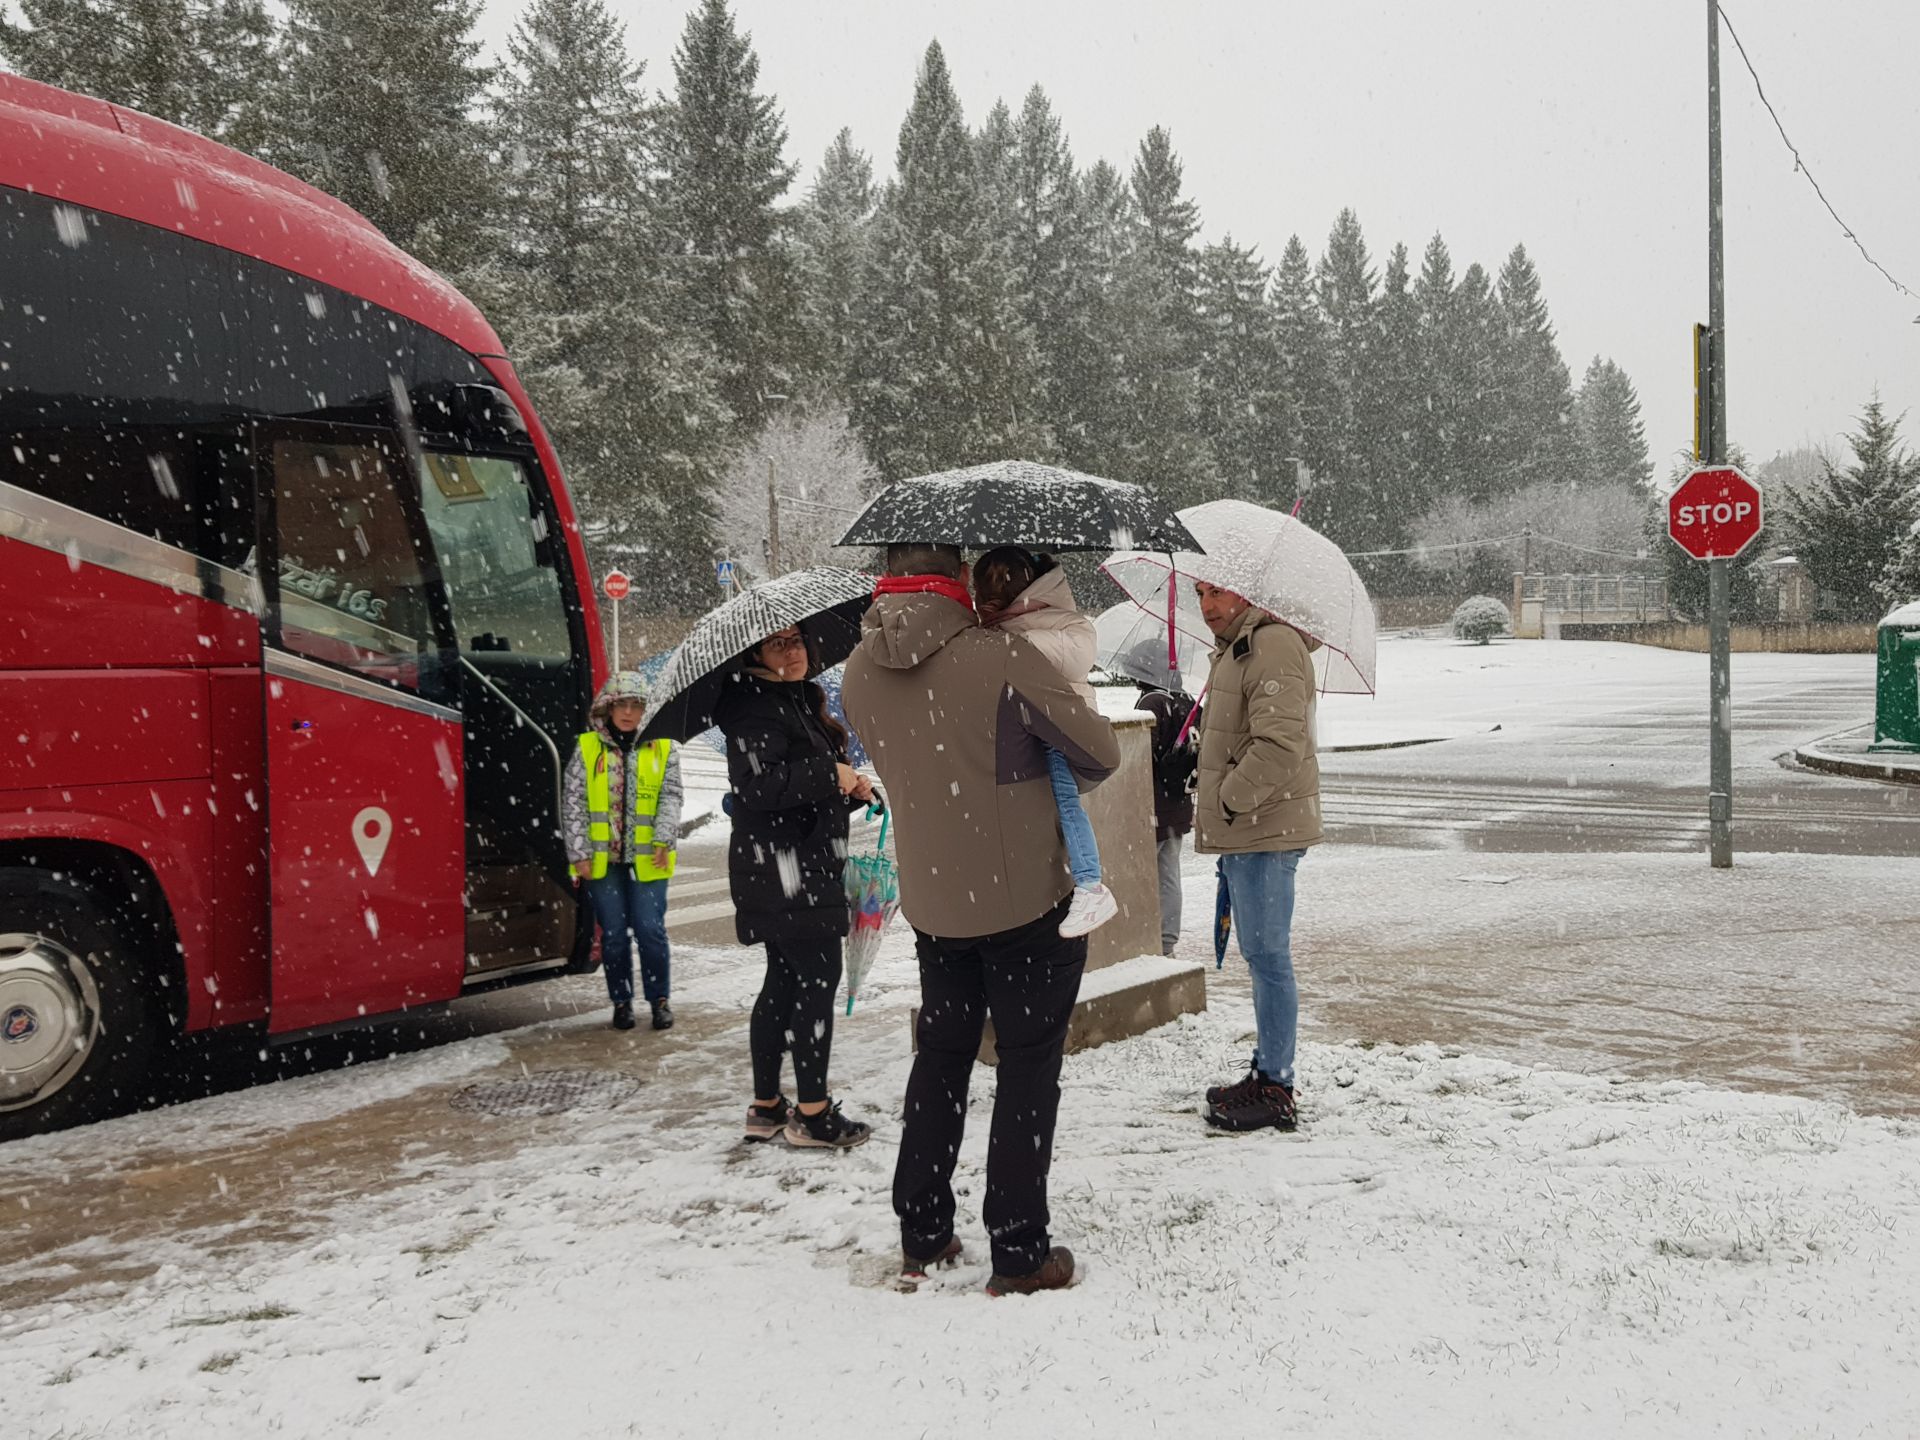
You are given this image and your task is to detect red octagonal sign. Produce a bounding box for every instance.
[1667,465,1763,561]
[602,569,631,601]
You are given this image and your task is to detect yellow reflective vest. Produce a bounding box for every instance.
[578,732,677,881]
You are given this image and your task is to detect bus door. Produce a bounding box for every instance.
[257,422,467,1034]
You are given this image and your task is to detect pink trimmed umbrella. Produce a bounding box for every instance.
[1105,499,1376,966]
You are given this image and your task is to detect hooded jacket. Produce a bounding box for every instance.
[841,589,1122,939]
[983,565,1098,704]
[712,668,864,944]
[1193,607,1322,855]
[561,674,683,867]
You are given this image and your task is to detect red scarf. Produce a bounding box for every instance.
[873,573,974,612]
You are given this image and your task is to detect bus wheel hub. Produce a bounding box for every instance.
[0,935,100,1109]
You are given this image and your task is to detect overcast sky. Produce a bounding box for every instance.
[477,0,1920,477]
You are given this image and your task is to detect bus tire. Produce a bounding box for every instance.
[0,869,164,1142]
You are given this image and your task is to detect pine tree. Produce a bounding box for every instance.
[1194,237,1283,505]
[653,0,800,435]
[488,0,730,613]
[1311,208,1379,547]
[1269,233,1335,511]
[789,129,876,402]
[1359,241,1424,554]
[1492,243,1580,492]
[1573,356,1653,491]
[1006,86,1081,441]
[1113,126,1212,505]
[1449,261,1505,505]
[1778,396,1920,620]
[849,42,1050,481]
[1048,159,1135,479]
[1413,232,1451,506]
[0,0,276,147]
[273,0,495,274]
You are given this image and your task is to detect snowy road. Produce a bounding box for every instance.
[6,637,1920,1437]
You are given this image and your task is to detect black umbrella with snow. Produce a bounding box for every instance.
[640,566,874,744]
[836,459,1199,553]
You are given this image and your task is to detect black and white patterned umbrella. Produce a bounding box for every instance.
[837,459,1199,553]
[639,566,874,743]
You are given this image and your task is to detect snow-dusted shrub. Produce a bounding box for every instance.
[1451,595,1512,645]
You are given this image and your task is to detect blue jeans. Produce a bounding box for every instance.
[1219,849,1304,1086]
[586,870,671,1007]
[1046,748,1101,888]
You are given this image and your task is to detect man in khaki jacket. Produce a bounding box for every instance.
[842,543,1120,1295]
[1191,580,1322,1132]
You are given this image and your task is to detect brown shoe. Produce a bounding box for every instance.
[986,1245,1075,1297]
[1207,1080,1298,1133]
[900,1236,963,1285]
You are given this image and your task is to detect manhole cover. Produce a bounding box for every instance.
[450,1069,641,1117]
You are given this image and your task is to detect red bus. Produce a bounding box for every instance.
[0,75,609,1139]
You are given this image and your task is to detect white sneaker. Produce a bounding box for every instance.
[1059,883,1119,938]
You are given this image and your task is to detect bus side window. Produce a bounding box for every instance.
[266,432,449,699]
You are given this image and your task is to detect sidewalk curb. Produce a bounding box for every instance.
[1793,725,1920,786]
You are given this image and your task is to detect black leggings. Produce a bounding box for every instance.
[750,937,844,1105]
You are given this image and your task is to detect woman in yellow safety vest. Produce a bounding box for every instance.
[561,671,683,1031]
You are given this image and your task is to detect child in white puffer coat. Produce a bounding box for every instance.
[974,547,1118,939]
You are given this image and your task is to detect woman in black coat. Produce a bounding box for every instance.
[713,624,875,1150]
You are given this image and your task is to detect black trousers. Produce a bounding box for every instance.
[750,936,843,1105]
[893,896,1086,1278]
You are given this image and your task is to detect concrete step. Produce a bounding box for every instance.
[912,954,1207,1065]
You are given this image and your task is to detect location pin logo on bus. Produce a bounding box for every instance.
[352,807,393,878]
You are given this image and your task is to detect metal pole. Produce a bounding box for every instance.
[611,595,621,673]
[1706,0,1733,867]
[767,456,781,576]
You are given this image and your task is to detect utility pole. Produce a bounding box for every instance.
[1705,0,1734,868]
[766,456,781,576]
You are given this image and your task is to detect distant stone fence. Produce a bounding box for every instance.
[1558,620,1878,653]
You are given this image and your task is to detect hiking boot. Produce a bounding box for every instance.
[986,1246,1076,1297]
[1206,1079,1298,1133]
[651,1000,674,1031]
[611,1003,636,1031]
[1205,1054,1260,1108]
[785,1100,872,1150]
[1058,883,1119,939]
[900,1236,963,1285]
[743,1097,791,1144]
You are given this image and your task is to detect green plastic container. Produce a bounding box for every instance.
[1871,602,1920,752]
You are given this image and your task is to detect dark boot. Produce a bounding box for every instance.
[900,1236,963,1284]
[784,1100,871,1150]
[651,1000,674,1031]
[611,1003,635,1031]
[1206,1078,1297,1133]
[986,1246,1075,1297]
[1206,1052,1260,1107]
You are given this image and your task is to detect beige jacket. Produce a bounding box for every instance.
[842,590,1121,938]
[985,566,1098,704]
[1193,607,1323,855]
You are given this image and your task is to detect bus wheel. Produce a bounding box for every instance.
[0,870,162,1142]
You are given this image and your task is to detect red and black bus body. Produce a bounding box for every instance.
[0,75,607,1137]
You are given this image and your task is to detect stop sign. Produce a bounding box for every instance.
[1667,466,1763,560]
[602,569,631,601]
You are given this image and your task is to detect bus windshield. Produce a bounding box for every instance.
[417,451,571,661]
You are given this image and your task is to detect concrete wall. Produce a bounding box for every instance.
[1558,620,1878,653]
[1080,711,1162,971]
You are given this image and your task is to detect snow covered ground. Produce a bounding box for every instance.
[7,937,1918,1438]
[7,633,1918,1437]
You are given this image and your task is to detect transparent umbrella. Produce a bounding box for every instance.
[1103,499,1377,695]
